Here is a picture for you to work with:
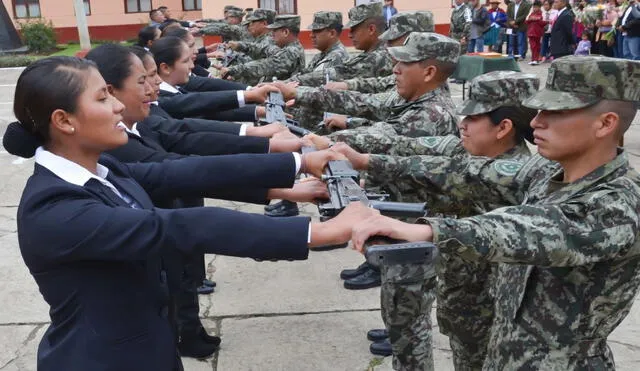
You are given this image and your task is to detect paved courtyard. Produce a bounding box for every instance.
[1,59,640,371]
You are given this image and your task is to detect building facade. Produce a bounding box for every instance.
[2,0,456,45]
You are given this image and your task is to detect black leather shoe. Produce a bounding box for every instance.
[197,285,214,295]
[340,261,373,280]
[343,267,381,290]
[198,328,221,346]
[178,336,218,359]
[367,328,389,341]
[202,279,216,288]
[264,200,285,212]
[264,200,299,217]
[370,339,392,356]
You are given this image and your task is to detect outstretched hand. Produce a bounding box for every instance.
[302,133,332,150]
[330,142,369,170]
[301,149,347,178]
[309,202,380,248]
[245,84,280,104]
[351,215,433,253]
[270,81,298,100]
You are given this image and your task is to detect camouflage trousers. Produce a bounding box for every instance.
[483,312,616,370]
[450,31,468,56]
[436,254,495,371]
[380,262,436,371]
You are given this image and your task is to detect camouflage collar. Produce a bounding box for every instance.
[390,84,450,112]
[498,141,532,161]
[369,40,387,53]
[320,40,344,57]
[545,149,631,201]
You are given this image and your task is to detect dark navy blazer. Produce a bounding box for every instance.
[18,154,310,371]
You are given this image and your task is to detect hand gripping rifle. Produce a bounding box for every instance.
[216,44,238,68]
[258,91,312,137]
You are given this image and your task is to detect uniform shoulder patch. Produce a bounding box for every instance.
[492,160,523,176]
[417,137,442,149]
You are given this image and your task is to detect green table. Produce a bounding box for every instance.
[452,55,521,99]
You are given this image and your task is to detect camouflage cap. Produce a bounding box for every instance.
[457,71,540,115]
[308,11,343,30]
[345,2,383,29]
[379,11,435,41]
[524,56,640,111]
[224,5,242,13]
[227,9,245,18]
[246,8,276,23]
[387,32,461,64]
[266,15,301,30]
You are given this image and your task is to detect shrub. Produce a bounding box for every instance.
[19,19,57,54]
[0,55,39,68]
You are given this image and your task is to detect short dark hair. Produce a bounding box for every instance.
[14,57,96,144]
[366,16,386,35]
[157,6,168,11]
[150,36,188,68]
[149,9,162,19]
[85,44,137,89]
[420,59,457,80]
[533,0,542,6]
[333,24,343,35]
[488,105,538,143]
[129,45,152,63]
[589,100,640,135]
[137,26,159,47]
[161,26,189,41]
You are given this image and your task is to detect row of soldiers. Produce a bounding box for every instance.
[198,2,640,371]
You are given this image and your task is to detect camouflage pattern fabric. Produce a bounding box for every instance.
[457,71,539,115]
[291,41,394,87]
[307,11,343,31]
[234,33,278,61]
[421,150,640,370]
[345,74,396,94]
[450,4,472,54]
[325,86,459,153]
[387,32,460,64]
[226,40,305,85]
[302,41,350,74]
[345,2,383,29]
[245,8,276,23]
[523,55,640,111]
[200,22,252,42]
[380,11,435,41]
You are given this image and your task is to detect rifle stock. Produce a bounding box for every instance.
[365,239,438,267]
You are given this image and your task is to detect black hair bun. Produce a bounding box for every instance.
[2,121,42,158]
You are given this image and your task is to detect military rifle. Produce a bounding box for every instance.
[365,238,438,268]
[258,91,313,137]
[216,44,238,67]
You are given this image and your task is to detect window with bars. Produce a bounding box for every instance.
[125,0,152,13]
[258,0,296,14]
[13,0,41,18]
[183,0,202,11]
[84,0,91,15]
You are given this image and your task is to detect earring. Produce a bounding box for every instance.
[70,127,75,133]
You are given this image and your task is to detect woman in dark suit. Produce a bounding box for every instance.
[5,56,372,371]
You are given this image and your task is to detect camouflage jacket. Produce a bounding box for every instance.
[200,23,252,42]
[450,4,472,37]
[345,74,396,94]
[376,149,640,369]
[290,41,393,86]
[235,33,278,61]
[227,40,305,85]
[300,41,350,74]
[321,87,459,153]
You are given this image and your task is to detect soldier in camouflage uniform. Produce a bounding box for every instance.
[450,0,472,55]
[335,71,540,371]
[348,56,640,371]
[285,12,350,130]
[222,15,306,86]
[286,33,460,152]
[224,9,278,64]
[200,8,252,42]
[289,2,393,87]
[331,11,436,95]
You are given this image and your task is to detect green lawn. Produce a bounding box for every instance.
[50,41,134,57]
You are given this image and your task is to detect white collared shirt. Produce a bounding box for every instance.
[35,147,126,200]
[120,122,141,138]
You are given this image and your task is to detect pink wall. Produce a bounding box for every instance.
[3,0,202,28]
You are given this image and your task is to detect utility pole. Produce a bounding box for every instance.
[73,0,91,50]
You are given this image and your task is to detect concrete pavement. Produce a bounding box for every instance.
[1,60,640,371]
